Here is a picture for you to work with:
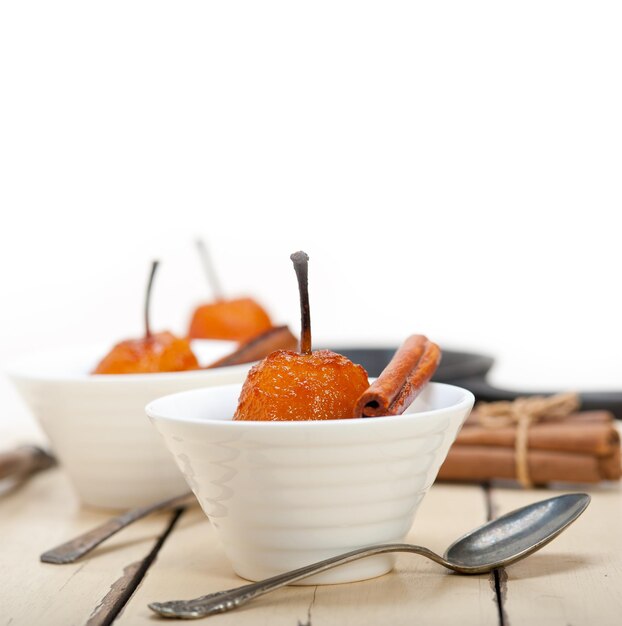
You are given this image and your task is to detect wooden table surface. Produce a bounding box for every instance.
[2,396,621,626]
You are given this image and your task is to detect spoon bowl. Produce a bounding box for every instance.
[445,492,591,573]
[149,493,590,619]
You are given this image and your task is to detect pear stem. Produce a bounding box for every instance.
[290,251,312,354]
[144,260,159,339]
[196,239,224,300]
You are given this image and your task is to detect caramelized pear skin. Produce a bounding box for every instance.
[234,349,369,421]
[188,297,272,342]
[93,331,199,374]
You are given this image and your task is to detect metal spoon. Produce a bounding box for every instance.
[0,445,56,481]
[41,492,194,564]
[149,492,589,620]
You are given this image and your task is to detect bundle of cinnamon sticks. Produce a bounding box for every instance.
[438,395,622,486]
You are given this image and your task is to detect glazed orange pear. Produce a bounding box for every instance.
[188,240,272,341]
[94,261,198,374]
[188,297,272,342]
[234,252,369,421]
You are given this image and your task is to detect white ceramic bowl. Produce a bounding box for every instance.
[8,341,252,509]
[146,381,474,584]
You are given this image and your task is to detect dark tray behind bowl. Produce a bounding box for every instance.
[331,346,494,383]
[329,346,622,420]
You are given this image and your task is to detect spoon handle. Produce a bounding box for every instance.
[149,543,448,619]
[0,445,56,480]
[40,492,194,564]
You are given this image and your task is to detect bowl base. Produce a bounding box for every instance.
[232,553,396,585]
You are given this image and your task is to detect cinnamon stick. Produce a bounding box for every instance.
[206,326,297,368]
[354,335,441,418]
[464,409,612,427]
[456,416,618,456]
[438,444,621,484]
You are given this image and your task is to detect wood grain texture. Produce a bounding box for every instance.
[86,509,182,626]
[490,482,622,626]
[0,468,177,626]
[118,484,498,626]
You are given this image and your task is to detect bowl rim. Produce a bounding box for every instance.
[5,341,253,383]
[7,364,254,383]
[145,381,475,428]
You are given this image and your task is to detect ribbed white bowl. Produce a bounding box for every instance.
[146,381,474,584]
[8,342,252,509]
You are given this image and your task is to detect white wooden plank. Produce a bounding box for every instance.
[0,468,176,626]
[491,482,622,626]
[119,483,498,626]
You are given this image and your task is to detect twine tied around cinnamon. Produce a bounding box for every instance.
[471,392,581,488]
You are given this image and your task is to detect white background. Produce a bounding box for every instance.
[1,1,621,437]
